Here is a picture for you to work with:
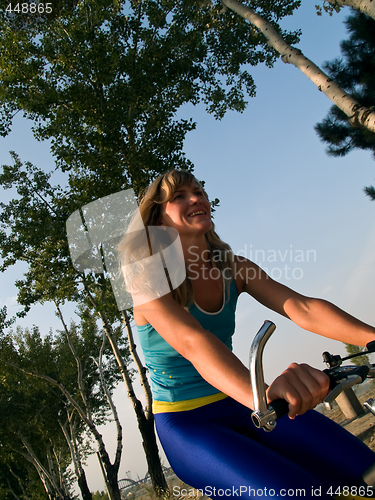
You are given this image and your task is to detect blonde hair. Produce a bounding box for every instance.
[119,169,234,308]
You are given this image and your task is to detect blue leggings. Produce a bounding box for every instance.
[155,397,375,499]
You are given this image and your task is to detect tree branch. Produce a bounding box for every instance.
[90,331,123,471]
[222,0,375,133]
[13,433,63,499]
[325,0,375,20]
[54,302,93,421]
[7,466,26,497]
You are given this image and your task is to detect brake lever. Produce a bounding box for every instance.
[322,364,370,409]
[323,374,363,410]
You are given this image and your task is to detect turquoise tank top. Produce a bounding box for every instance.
[136,279,239,403]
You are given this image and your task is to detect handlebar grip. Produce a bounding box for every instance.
[323,369,341,390]
[269,398,290,419]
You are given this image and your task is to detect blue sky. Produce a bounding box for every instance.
[1,2,375,493]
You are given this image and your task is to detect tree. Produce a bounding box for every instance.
[314,10,375,199]
[91,492,109,500]
[0,328,74,499]
[0,154,171,497]
[222,0,375,133]
[0,0,297,194]
[0,1,301,496]
[0,307,126,499]
[345,343,371,366]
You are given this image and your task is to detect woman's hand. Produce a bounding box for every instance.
[266,363,330,419]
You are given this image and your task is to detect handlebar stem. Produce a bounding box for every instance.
[249,321,278,431]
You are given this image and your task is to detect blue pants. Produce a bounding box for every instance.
[155,397,375,499]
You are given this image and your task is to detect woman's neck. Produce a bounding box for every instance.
[181,236,213,279]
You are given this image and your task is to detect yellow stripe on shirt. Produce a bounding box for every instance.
[153,392,228,414]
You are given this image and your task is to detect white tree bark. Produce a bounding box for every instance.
[91,332,123,472]
[325,0,375,20]
[221,0,375,133]
[59,415,83,487]
[14,434,64,500]
[55,303,93,421]
[121,310,154,422]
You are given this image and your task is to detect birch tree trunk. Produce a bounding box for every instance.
[14,434,66,500]
[221,0,375,132]
[91,300,169,499]
[120,312,169,497]
[55,303,119,499]
[92,330,123,491]
[325,0,375,20]
[59,415,92,500]
[121,310,153,422]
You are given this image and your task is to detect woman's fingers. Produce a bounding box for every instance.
[266,363,330,419]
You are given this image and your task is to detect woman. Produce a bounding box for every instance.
[119,169,375,499]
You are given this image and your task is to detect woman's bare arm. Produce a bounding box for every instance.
[236,256,375,347]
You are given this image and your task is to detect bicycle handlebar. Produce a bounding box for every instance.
[249,321,289,431]
[249,321,373,432]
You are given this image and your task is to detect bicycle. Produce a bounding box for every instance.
[249,320,375,492]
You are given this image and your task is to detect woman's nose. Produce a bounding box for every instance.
[189,193,199,203]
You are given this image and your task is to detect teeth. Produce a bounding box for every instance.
[189,211,205,217]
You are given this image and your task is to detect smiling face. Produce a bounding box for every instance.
[159,183,212,238]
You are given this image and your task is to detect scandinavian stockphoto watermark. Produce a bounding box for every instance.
[187,244,316,282]
[236,244,317,281]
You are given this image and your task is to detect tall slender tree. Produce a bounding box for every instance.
[0,329,74,499]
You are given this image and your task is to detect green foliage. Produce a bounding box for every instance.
[315,10,375,198]
[91,491,109,500]
[0,304,126,497]
[0,0,301,189]
[0,332,72,497]
[0,153,78,314]
[345,343,371,366]
[0,0,302,315]
[315,1,342,17]
[0,306,14,332]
